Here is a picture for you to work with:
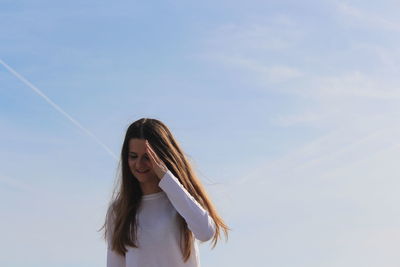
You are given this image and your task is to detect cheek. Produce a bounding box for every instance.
[127,159,151,169]
[127,159,135,168]
[128,158,153,169]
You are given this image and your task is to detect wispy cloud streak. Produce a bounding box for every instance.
[0,58,117,160]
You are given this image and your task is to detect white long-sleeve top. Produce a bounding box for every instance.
[107,170,216,267]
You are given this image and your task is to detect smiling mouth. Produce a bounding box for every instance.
[137,169,149,173]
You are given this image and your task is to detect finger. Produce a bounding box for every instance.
[145,141,158,163]
[146,141,166,168]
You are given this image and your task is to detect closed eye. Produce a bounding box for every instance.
[129,155,149,159]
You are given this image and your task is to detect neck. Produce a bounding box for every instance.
[140,180,163,195]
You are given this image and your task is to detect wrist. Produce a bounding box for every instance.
[158,169,167,180]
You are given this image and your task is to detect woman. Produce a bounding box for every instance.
[101,118,230,267]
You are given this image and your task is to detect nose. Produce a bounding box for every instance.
[135,157,148,170]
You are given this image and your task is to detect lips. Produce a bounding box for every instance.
[137,169,149,173]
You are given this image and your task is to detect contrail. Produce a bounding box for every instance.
[0,58,118,160]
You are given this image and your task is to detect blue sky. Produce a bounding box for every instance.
[1,1,400,266]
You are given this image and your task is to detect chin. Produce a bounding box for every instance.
[134,173,152,182]
[134,174,147,181]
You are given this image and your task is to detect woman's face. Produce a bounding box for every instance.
[128,138,158,183]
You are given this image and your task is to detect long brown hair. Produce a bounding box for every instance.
[99,118,230,262]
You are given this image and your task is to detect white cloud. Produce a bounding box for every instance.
[312,71,400,99]
[269,110,339,127]
[211,55,304,83]
[335,2,400,31]
[0,174,37,194]
[197,16,305,85]
[216,120,400,266]
[204,16,302,53]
